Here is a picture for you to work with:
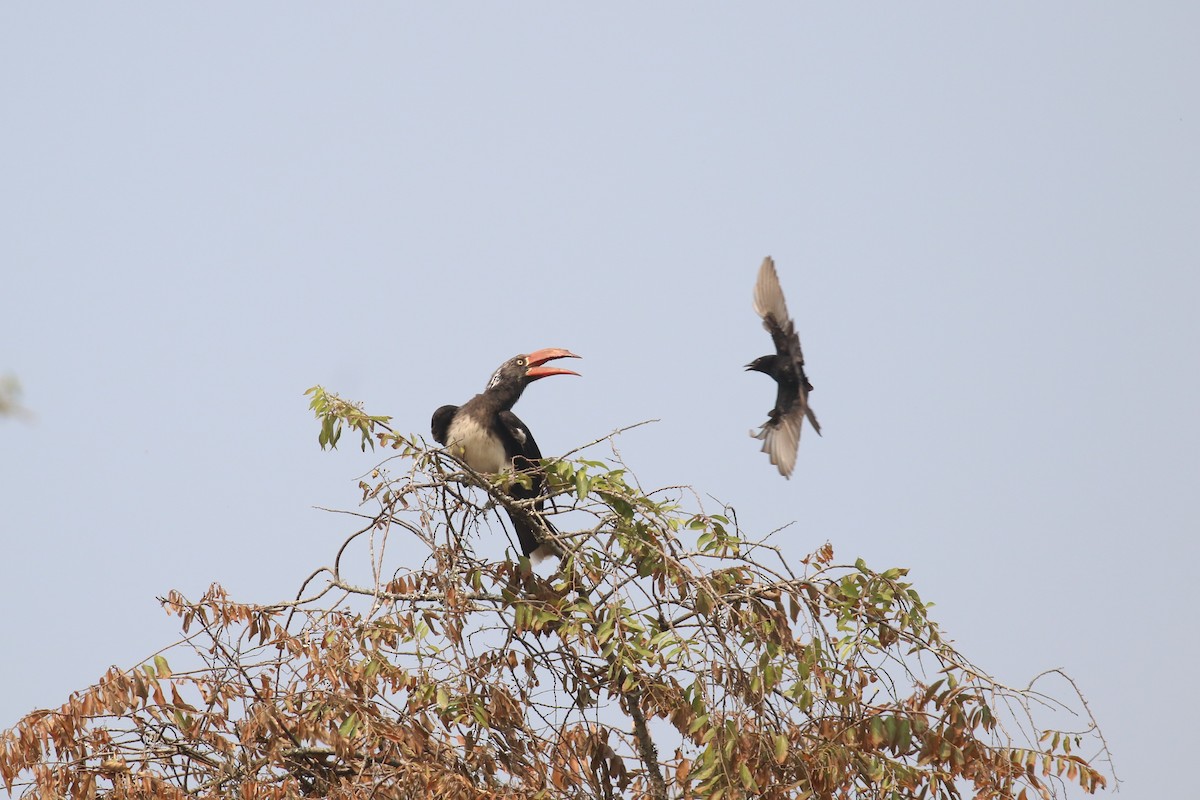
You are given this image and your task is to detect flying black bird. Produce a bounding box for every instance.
[431,348,580,560]
[746,257,821,478]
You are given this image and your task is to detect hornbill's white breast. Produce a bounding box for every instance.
[445,414,510,474]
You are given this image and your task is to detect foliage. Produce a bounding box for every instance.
[304,386,391,452]
[0,389,1112,799]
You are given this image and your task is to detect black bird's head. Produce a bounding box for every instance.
[745,355,779,376]
[485,348,581,405]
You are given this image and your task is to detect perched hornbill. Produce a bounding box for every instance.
[431,348,581,559]
[746,256,821,478]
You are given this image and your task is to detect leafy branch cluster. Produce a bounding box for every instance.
[0,389,1112,799]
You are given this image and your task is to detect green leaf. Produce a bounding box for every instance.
[153,655,171,678]
[774,733,789,765]
[739,761,755,789]
[896,719,912,752]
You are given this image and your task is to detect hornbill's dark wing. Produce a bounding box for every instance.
[497,410,538,459]
[496,410,561,559]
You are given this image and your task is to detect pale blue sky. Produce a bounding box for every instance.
[3,5,1198,796]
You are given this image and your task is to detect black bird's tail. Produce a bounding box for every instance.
[805,404,822,436]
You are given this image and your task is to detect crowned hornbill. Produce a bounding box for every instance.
[431,348,580,559]
[746,256,821,478]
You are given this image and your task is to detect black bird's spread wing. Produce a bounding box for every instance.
[430,405,458,445]
[751,392,806,479]
[750,257,820,478]
[497,410,560,559]
[753,256,799,362]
